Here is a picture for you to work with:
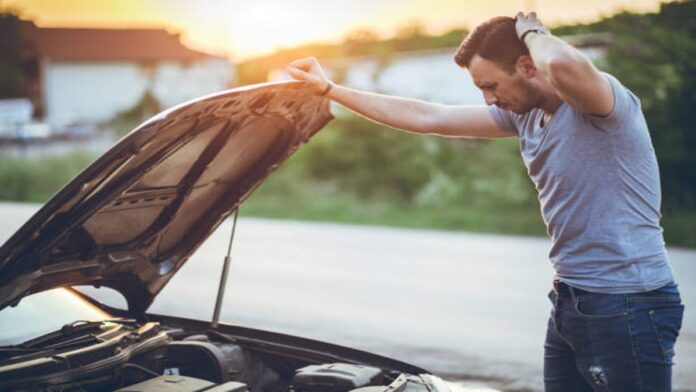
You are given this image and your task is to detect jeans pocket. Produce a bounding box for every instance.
[573,293,629,319]
[648,304,685,365]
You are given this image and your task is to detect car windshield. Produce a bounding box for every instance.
[0,288,110,346]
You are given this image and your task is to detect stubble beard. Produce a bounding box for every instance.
[511,79,544,114]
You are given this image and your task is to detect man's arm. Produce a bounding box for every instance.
[327,84,511,138]
[516,12,614,116]
[287,57,512,139]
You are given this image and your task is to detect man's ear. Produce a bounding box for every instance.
[516,55,537,78]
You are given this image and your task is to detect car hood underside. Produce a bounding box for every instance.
[0,81,333,314]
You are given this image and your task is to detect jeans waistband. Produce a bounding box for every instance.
[552,280,680,297]
[553,280,590,296]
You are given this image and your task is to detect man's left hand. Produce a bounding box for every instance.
[515,12,549,42]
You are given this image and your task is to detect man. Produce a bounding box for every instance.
[287,12,683,392]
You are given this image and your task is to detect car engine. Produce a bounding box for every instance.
[0,320,434,392]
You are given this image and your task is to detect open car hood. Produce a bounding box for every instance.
[0,81,333,314]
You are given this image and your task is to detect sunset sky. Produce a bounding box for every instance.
[5,0,666,60]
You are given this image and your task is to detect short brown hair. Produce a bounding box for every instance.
[453,16,529,74]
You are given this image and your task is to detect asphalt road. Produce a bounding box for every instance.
[1,202,694,391]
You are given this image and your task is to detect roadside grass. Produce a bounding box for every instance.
[244,175,696,248]
[242,171,547,237]
[0,152,98,202]
[0,150,692,249]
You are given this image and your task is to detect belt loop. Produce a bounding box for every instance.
[568,284,580,301]
[553,278,569,297]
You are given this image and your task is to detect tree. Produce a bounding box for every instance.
[604,2,696,210]
[0,12,24,98]
[556,1,696,210]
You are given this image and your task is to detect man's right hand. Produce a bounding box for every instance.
[287,57,331,95]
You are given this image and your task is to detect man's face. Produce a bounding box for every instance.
[468,54,540,114]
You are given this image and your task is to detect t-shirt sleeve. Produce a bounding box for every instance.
[588,73,642,130]
[488,105,519,135]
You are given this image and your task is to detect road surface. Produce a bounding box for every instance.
[1,202,694,391]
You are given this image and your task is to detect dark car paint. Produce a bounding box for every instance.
[0,81,333,315]
[148,314,430,376]
[70,286,428,377]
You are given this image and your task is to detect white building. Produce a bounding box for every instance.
[22,22,235,126]
[272,34,610,106]
[331,48,485,105]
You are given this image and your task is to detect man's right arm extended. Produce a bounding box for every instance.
[287,57,511,139]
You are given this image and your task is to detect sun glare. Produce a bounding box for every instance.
[221,3,344,59]
[5,0,665,60]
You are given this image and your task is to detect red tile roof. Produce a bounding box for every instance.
[22,21,214,62]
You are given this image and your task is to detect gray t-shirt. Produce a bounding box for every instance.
[489,73,674,293]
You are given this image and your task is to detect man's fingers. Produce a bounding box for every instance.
[288,57,328,92]
[288,57,317,72]
[303,73,321,84]
[288,62,310,73]
[287,67,302,77]
[529,11,537,20]
[288,57,313,67]
[287,67,322,85]
[287,67,310,80]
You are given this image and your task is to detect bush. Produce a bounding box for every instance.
[0,152,97,202]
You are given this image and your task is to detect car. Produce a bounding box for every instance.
[0,81,465,392]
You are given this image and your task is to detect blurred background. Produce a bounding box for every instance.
[0,0,694,246]
[1,1,695,390]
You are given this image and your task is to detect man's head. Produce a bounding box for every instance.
[454,16,544,114]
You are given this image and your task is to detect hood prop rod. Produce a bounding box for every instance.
[211,207,239,330]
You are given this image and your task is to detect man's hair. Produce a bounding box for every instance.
[453,16,529,74]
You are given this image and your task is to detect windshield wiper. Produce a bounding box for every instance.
[3,318,137,350]
[0,319,138,362]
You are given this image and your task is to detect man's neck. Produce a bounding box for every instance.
[535,77,564,116]
[538,91,562,128]
[540,91,563,116]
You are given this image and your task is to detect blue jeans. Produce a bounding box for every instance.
[544,281,684,391]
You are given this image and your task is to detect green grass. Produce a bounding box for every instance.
[245,166,696,247]
[240,157,544,237]
[0,150,692,249]
[243,180,547,236]
[0,152,98,202]
[662,212,696,249]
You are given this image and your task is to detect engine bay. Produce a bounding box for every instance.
[0,319,435,392]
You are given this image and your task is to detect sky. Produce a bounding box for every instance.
[5,0,666,60]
